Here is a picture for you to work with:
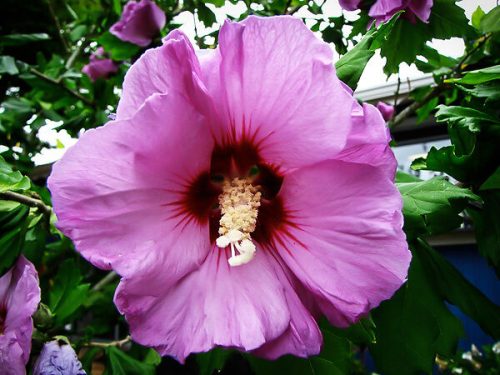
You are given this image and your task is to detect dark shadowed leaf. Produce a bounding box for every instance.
[468,191,500,273]
[370,241,464,375]
[0,33,50,46]
[247,327,352,375]
[0,201,29,277]
[96,32,140,61]
[104,346,156,375]
[335,12,400,90]
[49,258,90,325]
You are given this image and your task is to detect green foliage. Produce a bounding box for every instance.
[0,201,29,276]
[335,12,400,90]
[381,0,471,74]
[0,155,30,192]
[371,239,500,375]
[247,326,355,375]
[104,346,157,375]
[49,258,90,325]
[96,32,141,61]
[397,176,479,238]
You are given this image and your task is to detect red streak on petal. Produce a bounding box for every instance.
[179,172,220,225]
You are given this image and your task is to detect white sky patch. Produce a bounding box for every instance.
[32,0,497,165]
[32,120,78,165]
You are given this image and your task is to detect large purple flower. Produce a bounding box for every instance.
[0,256,40,374]
[110,0,166,47]
[340,0,433,24]
[33,340,86,375]
[82,48,119,82]
[48,16,411,362]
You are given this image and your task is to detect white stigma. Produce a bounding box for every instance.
[216,178,261,267]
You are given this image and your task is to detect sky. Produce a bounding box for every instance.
[31,0,497,165]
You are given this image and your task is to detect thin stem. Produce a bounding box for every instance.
[452,34,491,77]
[389,85,444,129]
[87,336,131,348]
[0,191,52,217]
[91,271,118,292]
[389,34,491,129]
[192,11,202,48]
[46,0,70,52]
[29,68,94,107]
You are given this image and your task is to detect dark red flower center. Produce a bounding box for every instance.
[182,139,287,246]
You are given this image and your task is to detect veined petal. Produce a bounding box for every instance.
[336,102,397,176]
[277,159,410,327]
[251,255,322,359]
[114,247,291,362]
[116,30,214,120]
[49,93,214,279]
[208,16,353,170]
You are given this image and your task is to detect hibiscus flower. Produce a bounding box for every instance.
[48,16,410,362]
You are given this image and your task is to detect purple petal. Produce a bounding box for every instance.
[277,159,410,327]
[116,30,213,120]
[208,16,354,171]
[48,93,213,278]
[0,256,40,374]
[114,248,292,363]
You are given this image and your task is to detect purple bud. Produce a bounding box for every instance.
[33,340,86,375]
[376,101,395,122]
[82,49,119,82]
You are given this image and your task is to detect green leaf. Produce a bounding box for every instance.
[0,33,50,46]
[112,0,122,15]
[196,348,233,375]
[397,177,480,237]
[430,0,471,40]
[96,32,140,61]
[203,0,225,7]
[416,239,500,339]
[382,0,471,74]
[328,316,376,345]
[480,167,500,191]
[0,56,19,75]
[468,191,500,272]
[0,155,31,192]
[435,105,499,132]
[197,3,217,28]
[415,45,457,73]
[480,5,500,33]
[471,6,485,30]
[49,258,90,325]
[335,12,400,90]
[247,326,352,375]
[370,241,464,375]
[0,202,29,276]
[104,347,156,375]
[447,65,500,85]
